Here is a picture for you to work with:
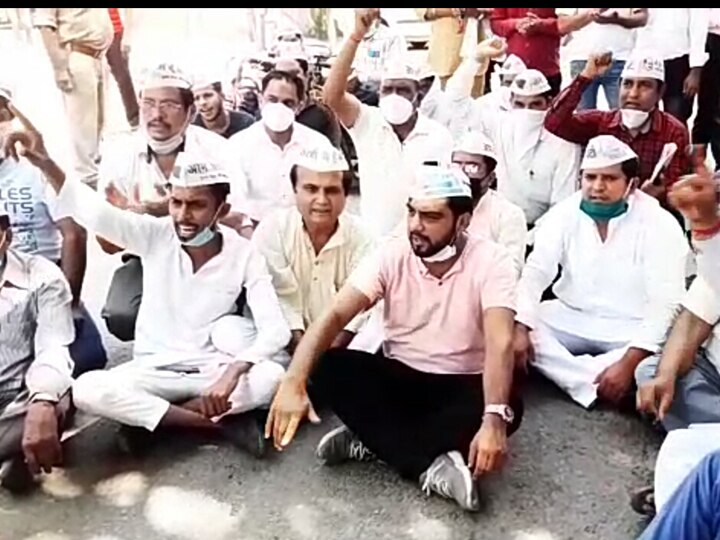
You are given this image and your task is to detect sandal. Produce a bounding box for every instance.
[630,485,656,517]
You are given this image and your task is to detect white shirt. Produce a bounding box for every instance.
[467,189,527,276]
[98,125,246,210]
[55,179,291,366]
[252,207,374,332]
[350,105,454,238]
[0,249,74,406]
[635,8,710,67]
[563,8,640,61]
[517,191,689,351]
[0,158,66,261]
[695,234,720,296]
[228,122,330,222]
[483,112,582,226]
[682,276,720,373]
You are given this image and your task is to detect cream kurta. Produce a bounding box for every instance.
[253,207,374,332]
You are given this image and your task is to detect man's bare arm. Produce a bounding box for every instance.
[56,217,87,306]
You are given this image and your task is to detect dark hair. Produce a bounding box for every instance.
[179,88,195,110]
[0,214,9,231]
[289,164,352,195]
[262,70,305,102]
[168,182,230,207]
[447,196,474,219]
[210,82,223,94]
[620,157,640,181]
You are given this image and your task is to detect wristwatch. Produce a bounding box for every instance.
[484,404,515,424]
[30,392,58,404]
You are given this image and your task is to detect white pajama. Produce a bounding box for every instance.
[531,302,630,408]
[73,316,285,431]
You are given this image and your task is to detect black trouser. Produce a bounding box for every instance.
[692,34,720,169]
[663,55,693,124]
[311,349,524,480]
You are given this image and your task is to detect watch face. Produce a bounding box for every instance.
[502,406,515,422]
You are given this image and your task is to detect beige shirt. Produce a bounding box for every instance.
[253,207,374,332]
[33,8,113,50]
[415,8,485,77]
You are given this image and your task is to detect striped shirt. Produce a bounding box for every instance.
[0,249,74,413]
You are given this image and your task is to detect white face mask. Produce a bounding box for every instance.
[420,242,457,263]
[142,108,192,156]
[379,94,414,126]
[510,108,547,130]
[620,109,650,130]
[261,102,295,132]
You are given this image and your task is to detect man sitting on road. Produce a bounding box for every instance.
[514,135,688,409]
[452,131,527,274]
[253,137,373,354]
[0,207,76,493]
[4,122,291,459]
[266,164,522,512]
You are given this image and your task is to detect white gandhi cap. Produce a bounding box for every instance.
[621,50,665,82]
[509,69,551,96]
[169,154,230,188]
[294,138,349,173]
[410,164,472,201]
[454,131,497,163]
[140,62,192,91]
[581,135,638,170]
[381,61,421,83]
[498,54,527,77]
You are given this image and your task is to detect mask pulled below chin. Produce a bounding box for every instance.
[620,108,650,130]
[579,198,629,221]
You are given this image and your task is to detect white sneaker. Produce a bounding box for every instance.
[419,451,479,511]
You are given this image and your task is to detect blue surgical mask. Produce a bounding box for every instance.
[178,208,221,248]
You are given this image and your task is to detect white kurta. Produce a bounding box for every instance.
[349,106,454,238]
[252,207,374,332]
[485,113,582,226]
[517,191,689,407]
[56,179,291,429]
[466,189,527,276]
[695,234,720,297]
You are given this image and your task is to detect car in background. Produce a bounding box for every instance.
[381,8,430,49]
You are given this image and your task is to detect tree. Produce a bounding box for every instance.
[307,8,328,40]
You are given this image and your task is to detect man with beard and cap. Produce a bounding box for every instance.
[480,68,582,227]
[0,204,76,493]
[3,121,291,459]
[514,135,688,409]
[98,62,249,342]
[265,164,522,512]
[192,74,255,139]
[452,131,527,274]
[252,137,374,354]
[0,83,106,377]
[323,9,454,239]
[544,50,690,202]
[229,70,333,226]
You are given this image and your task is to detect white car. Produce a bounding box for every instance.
[381,8,430,49]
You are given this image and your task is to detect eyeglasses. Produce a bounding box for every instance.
[140,99,183,114]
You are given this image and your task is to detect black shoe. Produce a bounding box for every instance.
[315,425,376,466]
[630,485,656,517]
[0,455,35,494]
[220,412,267,459]
[116,425,155,457]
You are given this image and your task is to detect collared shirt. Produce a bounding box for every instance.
[490,8,561,77]
[350,106,454,238]
[0,249,74,409]
[252,207,374,332]
[0,158,66,261]
[562,8,640,62]
[349,234,517,375]
[682,276,720,373]
[98,125,246,209]
[481,110,581,225]
[228,121,331,222]
[635,9,710,67]
[32,8,113,50]
[55,179,290,366]
[467,189,528,275]
[517,191,688,351]
[544,76,691,187]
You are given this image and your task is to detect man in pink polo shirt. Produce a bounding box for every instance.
[265,164,522,512]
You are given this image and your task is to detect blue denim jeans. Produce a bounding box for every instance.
[569,59,625,110]
[639,451,720,540]
[69,304,108,377]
